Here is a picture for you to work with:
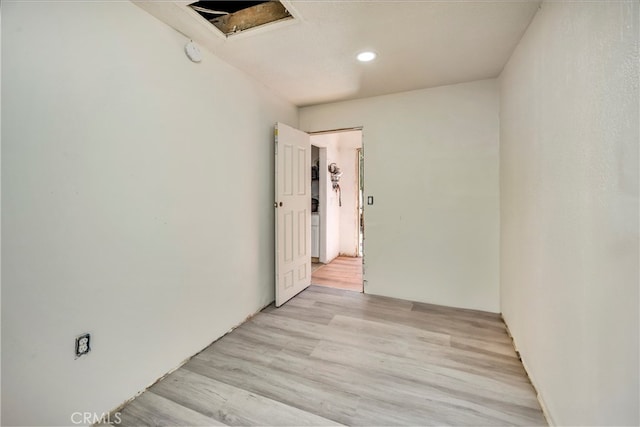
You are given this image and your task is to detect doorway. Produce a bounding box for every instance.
[308,129,364,293]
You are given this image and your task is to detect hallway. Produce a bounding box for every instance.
[311,256,363,292]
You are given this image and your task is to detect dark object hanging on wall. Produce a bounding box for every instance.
[328,163,342,190]
[311,198,319,212]
[328,163,343,206]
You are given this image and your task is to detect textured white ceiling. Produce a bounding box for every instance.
[135,1,540,107]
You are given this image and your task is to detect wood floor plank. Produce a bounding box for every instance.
[308,339,541,409]
[327,315,529,381]
[117,391,225,427]
[328,313,451,346]
[451,335,521,358]
[269,349,543,426]
[412,300,503,320]
[301,286,414,311]
[232,321,321,356]
[114,286,546,426]
[307,298,512,344]
[151,369,342,426]
[261,300,335,325]
[311,256,363,292]
[184,351,359,425]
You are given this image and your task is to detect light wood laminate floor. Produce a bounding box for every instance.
[115,286,546,426]
[311,256,363,292]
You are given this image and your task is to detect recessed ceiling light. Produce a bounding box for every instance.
[357,51,377,62]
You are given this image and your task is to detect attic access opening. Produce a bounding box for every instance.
[189,1,293,37]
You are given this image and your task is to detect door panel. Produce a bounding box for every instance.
[275,122,311,306]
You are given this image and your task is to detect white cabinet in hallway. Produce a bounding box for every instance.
[311,213,320,258]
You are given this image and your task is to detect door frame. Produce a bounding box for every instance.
[357,147,364,258]
[307,126,365,292]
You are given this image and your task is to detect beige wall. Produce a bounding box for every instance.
[301,80,500,312]
[1,2,297,425]
[499,1,639,425]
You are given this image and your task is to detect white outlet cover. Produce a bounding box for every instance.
[75,333,91,358]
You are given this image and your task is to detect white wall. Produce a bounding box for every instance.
[338,131,363,257]
[301,80,500,312]
[499,2,639,425]
[1,2,297,426]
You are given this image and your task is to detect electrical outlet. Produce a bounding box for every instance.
[75,333,91,358]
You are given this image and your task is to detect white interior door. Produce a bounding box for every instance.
[275,122,311,306]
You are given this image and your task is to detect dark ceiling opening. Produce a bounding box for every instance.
[189,1,293,36]
[190,1,267,16]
